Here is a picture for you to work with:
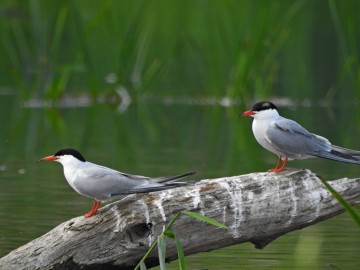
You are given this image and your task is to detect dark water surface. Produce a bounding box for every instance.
[1,99,360,269]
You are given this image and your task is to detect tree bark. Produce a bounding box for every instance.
[0,169,359,270]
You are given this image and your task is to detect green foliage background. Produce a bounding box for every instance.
[1,0,360,102]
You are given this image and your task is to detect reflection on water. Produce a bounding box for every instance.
[0,100,360,269]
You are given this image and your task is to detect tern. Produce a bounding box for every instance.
[41,148,195,217]
[241,101,360,172]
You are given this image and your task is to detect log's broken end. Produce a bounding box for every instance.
[251,235,281,250]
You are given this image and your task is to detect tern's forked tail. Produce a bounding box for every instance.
[315,148,360,164]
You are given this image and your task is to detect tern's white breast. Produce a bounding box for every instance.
[62,162,87,195]
[252,118,285,157]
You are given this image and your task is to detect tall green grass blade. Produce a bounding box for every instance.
[164,230,186,269]
[139,261,147,270]
[329,0,349,60]
[318,176,360,227]
[51,6,68,56]
[158,234,167,270]
[181,211,228,229]
[174,233,187,270]
[163,230,187,269]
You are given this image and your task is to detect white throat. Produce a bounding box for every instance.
[251,108,284,157]
[56,155,85,191]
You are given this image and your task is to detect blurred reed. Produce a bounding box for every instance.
[1,0,359,104]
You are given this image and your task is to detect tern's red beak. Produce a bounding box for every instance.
[40,156,59,161]
[240,110,255,117]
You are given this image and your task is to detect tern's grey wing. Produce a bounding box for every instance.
[72,165,195,200]
[267,118,332,157]
[268,118,360,163]
[73,165,151,200]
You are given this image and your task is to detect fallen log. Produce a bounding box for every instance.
[0,169,359,270]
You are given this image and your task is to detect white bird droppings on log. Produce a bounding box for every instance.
[110,206,121,233]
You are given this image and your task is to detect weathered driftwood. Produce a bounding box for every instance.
[1,169,359,270]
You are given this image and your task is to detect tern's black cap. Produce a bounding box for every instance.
[252,101,278,112]
[54,148,86,162]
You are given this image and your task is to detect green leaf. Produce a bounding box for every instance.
[174,233,187,270]
[318,176,360,227]
[135,211,227,270]
[181,211,228,229]
[164,230,175,239]
[140,261,147,270]
[158,235,167,270]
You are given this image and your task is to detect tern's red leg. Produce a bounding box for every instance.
[268,156,282,172]
[84,200,101,218]
[272,157,288,173]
